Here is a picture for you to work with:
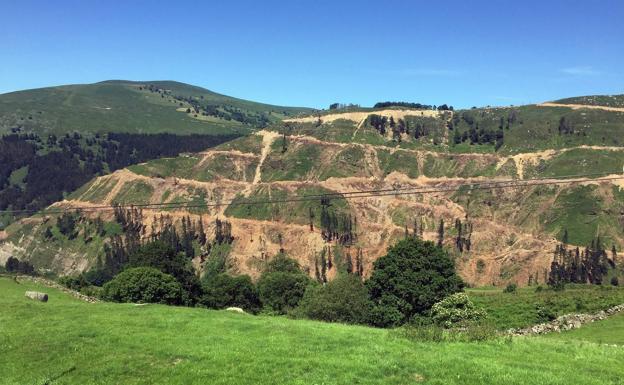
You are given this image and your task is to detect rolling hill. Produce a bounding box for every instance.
[2,97,624,287]
[0,80,314,135]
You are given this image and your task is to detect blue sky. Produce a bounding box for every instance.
[1,0,622,108]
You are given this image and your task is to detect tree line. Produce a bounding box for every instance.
[0,130,239,225]
[373,102,453,110]
[547,233,618,288]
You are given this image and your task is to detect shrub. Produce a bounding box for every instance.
[128,241,201,303]
[431,293,486,328]
[535,285,544,293]
[59,275,89,291]
[5,257,20,273]
[401,322,499,343]
[102,267,188,305]
[257,271,309,314]
[503,283,517,293]
[5,257,36,275]
[366,238,464,327]
[535,304,557,323]
[293,274,372,324]
[611,277,619,286]
[200,274,261,313]
[549,280,566,292]
[264,253,301,274]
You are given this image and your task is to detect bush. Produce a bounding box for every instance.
[59,275,89,291]
[503,283,517,293]
[264,253,301,274]
[200,274,261,313]
[257,272,309,314]
[535,285,544,293]
[293,274,372,324]
[128,241,201,303]
[366,238,464,327]
[5,257,36,275]
[549,281,566,291]
[431,293,486,328]
[401,322,499,343]
[102,267,188,305]
[535,304,557,323]
[611,277,619,286]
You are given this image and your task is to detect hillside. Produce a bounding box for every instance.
[553,94,624,109]
[0,81,314,227]
[2,276,624,385]
[3,101,624,287]
[0,80,314,135]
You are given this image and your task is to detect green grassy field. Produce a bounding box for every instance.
[2,277,624,385]
[467,286,624,329]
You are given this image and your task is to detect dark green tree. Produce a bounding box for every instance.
[366,238,464,327]
[437,219,444,247]
[200,273,261,313]
[257,254,310,314]
[293,274,372,324]
[102,267,187,305]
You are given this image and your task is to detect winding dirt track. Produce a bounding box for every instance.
[539,102,624,113]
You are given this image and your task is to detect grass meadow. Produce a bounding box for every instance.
[2,277,624,385]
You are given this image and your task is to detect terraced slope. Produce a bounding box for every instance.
[4,100,624,286]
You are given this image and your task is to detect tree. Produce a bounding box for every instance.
[5,256,20,273]
[257,272,309,314]
[200,273,261,313]
[293,274,372,324]
[367,238,464,327]
[102,267,188,305]
[127,240,201,303]
[257,254,310,313]
[437,219,444,247]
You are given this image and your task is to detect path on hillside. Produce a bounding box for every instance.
[539,102,624,113]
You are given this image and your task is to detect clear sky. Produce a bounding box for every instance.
[1,0,622,109]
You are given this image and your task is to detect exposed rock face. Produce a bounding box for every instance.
[508,304,624,336]
[5,124,624,287]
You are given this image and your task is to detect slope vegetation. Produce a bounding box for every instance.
[0,80,313,135]
[4,101,624,287]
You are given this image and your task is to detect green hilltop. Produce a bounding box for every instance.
[0,80,314,135]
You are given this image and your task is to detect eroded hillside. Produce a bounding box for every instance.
[3,103,624,286]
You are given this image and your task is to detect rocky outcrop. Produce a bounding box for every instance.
[508,304,624,336]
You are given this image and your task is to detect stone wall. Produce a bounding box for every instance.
[509,304,624,336]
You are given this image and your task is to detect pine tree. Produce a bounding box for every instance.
[437,219,444,248]
[197,216,207,245]
[356,248,364,277]
[314,257,322,283]
[320,248,328,283]
[327,246,333,270]
[346,249,353,274]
